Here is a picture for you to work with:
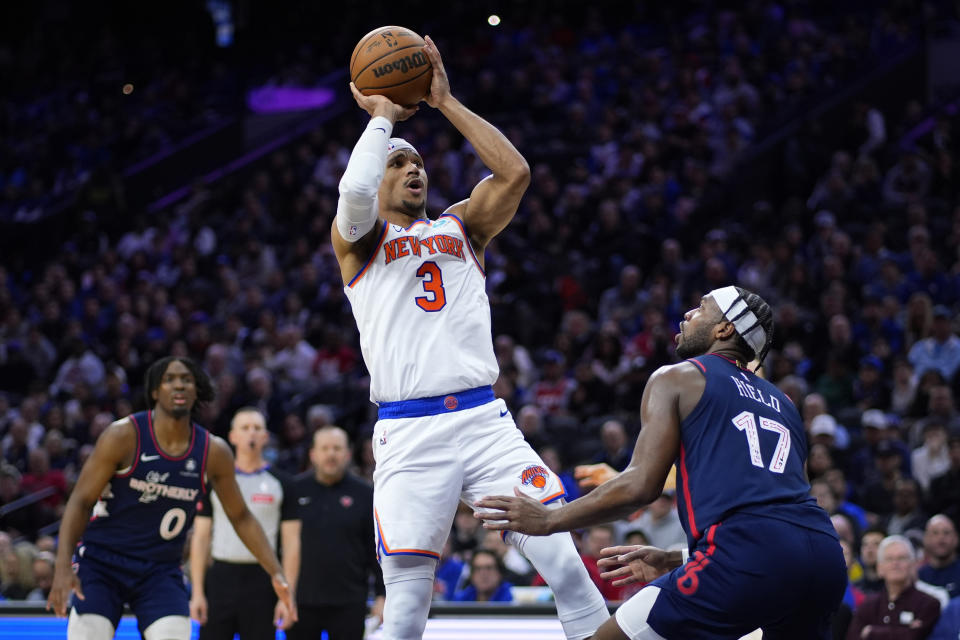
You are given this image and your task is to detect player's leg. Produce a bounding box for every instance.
[131,563,192,640]
[68,552,124,640]
[508,528,610,639]
[459,399,608,639]
[380,554,438,639]
[372,414,462,640]
[67,609,118,640]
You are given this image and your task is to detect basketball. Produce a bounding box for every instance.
[350,26,433,106]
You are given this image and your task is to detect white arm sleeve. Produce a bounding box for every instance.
[335,116,393,242]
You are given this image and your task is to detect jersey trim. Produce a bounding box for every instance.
[117,415,142,478]
[374,509,441,560]
[687,358,707,374]
[200,431,210,495]
[679,444,699,540]
[347,220,389,288]
[439,213,485,277]
[147,410,197,461]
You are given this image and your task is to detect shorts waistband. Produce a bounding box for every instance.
[377,386,495,419]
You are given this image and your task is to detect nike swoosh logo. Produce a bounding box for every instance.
[140,453,161,462]
[499,409,509,417]
[374,127,386,133]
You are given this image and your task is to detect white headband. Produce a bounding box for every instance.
[710,286,766,356]
[387,137,419,157]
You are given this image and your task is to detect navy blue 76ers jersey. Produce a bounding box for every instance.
[82,411,210,563]
[675,355,834,550]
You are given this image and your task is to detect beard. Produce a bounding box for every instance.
[675,324,714,359]
[400,198,426,216]
[169,405,191,419]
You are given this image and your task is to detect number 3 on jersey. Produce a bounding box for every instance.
[415,262,447,312]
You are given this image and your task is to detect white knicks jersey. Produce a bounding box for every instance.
[344,213,499,403]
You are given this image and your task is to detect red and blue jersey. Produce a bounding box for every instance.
[81,411,210,564]
[675,355,834,550]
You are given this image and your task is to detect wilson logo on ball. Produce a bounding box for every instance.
[372,52,429,78]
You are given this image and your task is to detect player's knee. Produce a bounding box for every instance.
[67,610,116,640]
[142,615,191,640]
[380,553,436,584]
[614,586,667,640]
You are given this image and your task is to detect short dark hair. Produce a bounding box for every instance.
[730,287,774,368]
[144,356,216,418]
[470,548,504,575]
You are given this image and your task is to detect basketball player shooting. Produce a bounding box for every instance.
[330,35,609,640]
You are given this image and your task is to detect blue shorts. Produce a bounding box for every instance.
[643,514,846,639]
[71,543,189,634]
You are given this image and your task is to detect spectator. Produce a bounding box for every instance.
[927,435,960,524]
[882,478,928,537]
[0,463,42,540]
[929,596,960,640]
[908,306,960,384]
[855,527,889,595]
[19,448,67,514]
[912,422,952,493]
[592,419,631,471]
[25,551,55,602]
[616,489,687,552]
[919,515,960,600]
[452,549,513,603]
[846,535,941,639]
[578,525,625,601]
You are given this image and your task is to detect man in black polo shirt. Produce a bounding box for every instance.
[190,407,301,639]
[289,426,384,640]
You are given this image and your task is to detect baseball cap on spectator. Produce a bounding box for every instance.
[859,355,884,372]
[861,409,888,430]
[932,305,951,320]
[810,414,838,438]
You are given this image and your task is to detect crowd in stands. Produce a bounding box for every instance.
[2,0,960,636]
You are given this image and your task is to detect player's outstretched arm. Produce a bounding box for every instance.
[47,419,136,616]
[331,86,418,283]
[206,437,297,627]
[421,35,530,252]
[476,363,688,535]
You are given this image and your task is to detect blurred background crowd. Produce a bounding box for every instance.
[2,0,960,635]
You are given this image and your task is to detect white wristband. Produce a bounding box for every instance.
[681,548,690,563]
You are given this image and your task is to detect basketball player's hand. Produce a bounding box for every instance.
[597,545,678,586]
[47,564,83,617]
[421,36,451,108]
[189,592,208,625]
[271,573,298,629]
[349,83,418,123]
[574,463,618,489]
[474,487,552,536]
[273,599,294,630]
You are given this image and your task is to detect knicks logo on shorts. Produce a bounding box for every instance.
[443,396,459,410]
[520,465,549,489]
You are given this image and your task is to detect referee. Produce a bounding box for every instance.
[189,407,301,639]
[288,426,385,640]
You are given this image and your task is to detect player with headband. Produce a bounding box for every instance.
[478,286,846,639]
